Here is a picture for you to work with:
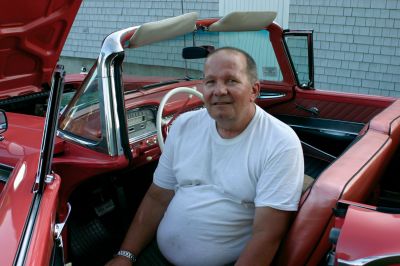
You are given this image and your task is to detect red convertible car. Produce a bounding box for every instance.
[1,0,400,265]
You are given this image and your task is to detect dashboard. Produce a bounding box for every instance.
[127,105,160,164]
[127,106,157,143]
[126,102,204,165]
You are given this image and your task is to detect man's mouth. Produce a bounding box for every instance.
[212,101,231,105]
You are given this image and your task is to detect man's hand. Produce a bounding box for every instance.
[235,206,293,266]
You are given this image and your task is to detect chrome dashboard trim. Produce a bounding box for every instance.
[129,131,157,144]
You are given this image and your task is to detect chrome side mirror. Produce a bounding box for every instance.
[0,110,7,136]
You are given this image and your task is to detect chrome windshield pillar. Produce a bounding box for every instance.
[95,26,138,156]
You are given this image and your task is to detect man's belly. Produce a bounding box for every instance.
[157,185,254,266]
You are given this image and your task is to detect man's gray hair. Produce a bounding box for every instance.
[206,47,259,84]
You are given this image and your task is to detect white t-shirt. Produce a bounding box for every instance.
[154,105,303,266]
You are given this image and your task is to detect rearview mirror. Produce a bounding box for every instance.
[182,45,215,59]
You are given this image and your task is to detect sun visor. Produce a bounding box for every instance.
[208,11,277,32]
[129,12,198,48]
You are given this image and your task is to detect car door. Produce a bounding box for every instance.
[273,30,390,124]
[254,24,298,109]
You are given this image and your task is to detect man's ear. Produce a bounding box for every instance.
[250,81,260,102]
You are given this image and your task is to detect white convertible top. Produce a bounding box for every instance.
[128,11,277,48]
[208,11,277,32]
[129,12,198,48]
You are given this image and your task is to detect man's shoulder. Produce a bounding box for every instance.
[171,108,209,132]
[255,105,290,131]
[255,106,301,148]
[175,108,208,124]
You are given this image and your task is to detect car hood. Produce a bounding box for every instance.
[0,0,82,99]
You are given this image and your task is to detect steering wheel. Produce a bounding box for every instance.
[156,87,204,152]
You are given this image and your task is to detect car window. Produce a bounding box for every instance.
[284,34,312,87]
[206,30,283,82]
[59,67,102,142]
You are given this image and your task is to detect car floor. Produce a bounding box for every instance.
[67,162,156,266]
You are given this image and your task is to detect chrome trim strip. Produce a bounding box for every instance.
[34,66,64,193]
[257,91,286,99]
[99,55,118,156]
[289,124,359,137]
[301,141,336,162]
[14,194,42,266]
[15,67,64,265]
[338,253,400,266]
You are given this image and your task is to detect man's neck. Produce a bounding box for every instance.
[216,104,256,139]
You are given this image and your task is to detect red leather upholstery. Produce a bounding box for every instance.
[274,99,400,265]
[369,99,400,142]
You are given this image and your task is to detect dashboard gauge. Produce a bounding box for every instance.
[127,107,157,142]
[127,105,204,144]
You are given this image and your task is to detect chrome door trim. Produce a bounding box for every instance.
[257,91,286,99]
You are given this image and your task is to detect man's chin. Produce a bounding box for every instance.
[209,111,233,121]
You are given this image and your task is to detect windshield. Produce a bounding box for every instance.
[123,29,282,81]
[58,28,282,146]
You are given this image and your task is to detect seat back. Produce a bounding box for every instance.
[275,99,400,266]
[369,99,400,144]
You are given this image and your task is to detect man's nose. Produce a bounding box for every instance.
[213,82,228,96]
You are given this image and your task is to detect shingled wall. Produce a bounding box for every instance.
[289,0,400,96]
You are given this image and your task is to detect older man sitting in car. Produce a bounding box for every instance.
[107,47,303,266]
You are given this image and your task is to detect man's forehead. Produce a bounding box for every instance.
[204,67,245,80]
[204,51,247,73]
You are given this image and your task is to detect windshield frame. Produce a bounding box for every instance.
[58,26,138,156]
[57,15,298,157]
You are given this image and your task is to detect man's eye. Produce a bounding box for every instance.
[205,80,215,85]
[227,79,238,84]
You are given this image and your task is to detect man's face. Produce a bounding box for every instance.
[203,50,259,127]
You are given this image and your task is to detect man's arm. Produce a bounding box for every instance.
[235,206,293,266]
[106,183,174,265]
